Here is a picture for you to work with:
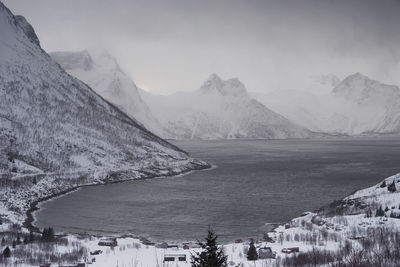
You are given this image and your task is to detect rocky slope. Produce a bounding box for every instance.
[141,74,313,139]
[0,2,208,222]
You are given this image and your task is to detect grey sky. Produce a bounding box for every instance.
[3,0,400,94]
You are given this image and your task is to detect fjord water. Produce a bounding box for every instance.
[35,138,400,242]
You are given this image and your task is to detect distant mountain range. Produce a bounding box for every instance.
[254,73,400,136]
[141,74,313,139]
[52,47,400,139]
[51,51,314,140]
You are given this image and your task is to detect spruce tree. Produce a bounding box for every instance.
[42,228,48,241]
[376,206,385,217]
[380,181,386,188]
[29,231,34,243]
[12,240,16,248]
[388,180,397,193]
[3,246,10,258]
[42,227,55,242]
[247,241,258,261]
[191,227,227,267]
[48,227,55,241]
[1,237,5,246]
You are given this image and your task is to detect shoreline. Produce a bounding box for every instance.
[24,163,213,234]
[27,165,390,244]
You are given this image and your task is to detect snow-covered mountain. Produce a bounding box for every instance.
[141,74,313,139]
[0,2,207,219]
[329,73,400,135]
[50,50,165,136]
[252,73,400,136]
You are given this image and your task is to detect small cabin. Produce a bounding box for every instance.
[163,254,187,262]
[98,237,117,247]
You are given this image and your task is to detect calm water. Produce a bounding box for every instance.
[35,138,400,243]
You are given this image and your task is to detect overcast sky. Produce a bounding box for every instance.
[3,0,400,94]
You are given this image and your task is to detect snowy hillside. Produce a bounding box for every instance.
[141,74,313,140]
[0,2,208,223]
[253,73,400,136]
[50,50,165,136]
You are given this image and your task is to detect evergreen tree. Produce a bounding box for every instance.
[23,235,28,245]
[375,206,385,217]
[247,241,258,261]
[1,237,5,246]
[16,234,21,245]
[385,206,389,212]
[388,180,397,193]
[12,240,16,248]
[42,228,48,241]
[29,231,34,243]
[2,246,10,258]
[191,227,227,267]
[42,227,55,242]
[380,181,386,188]
[48,227,55,241]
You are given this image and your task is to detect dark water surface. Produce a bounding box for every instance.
[35,138,400,243]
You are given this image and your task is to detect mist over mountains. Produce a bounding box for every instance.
[141,73,313,139]
[50,49,400,140]
[256,73,400,136]
[50,50,165,137]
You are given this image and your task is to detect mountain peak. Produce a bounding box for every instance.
[333,72,400,103]
[208,73,223,82]
[199,74,248,97]
[346,72,368,81]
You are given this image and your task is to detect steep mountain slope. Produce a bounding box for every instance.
[141,74,313,139]
[50,50,165,136]
[0,2,207,222]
